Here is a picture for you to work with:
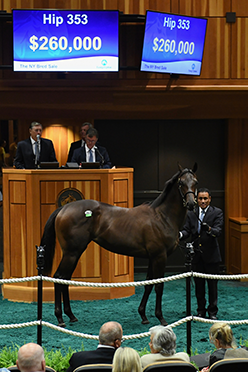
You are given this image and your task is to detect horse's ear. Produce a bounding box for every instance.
[178,163,183,172]
[192,162,197,173]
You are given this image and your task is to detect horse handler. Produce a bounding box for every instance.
[179,188,223,320]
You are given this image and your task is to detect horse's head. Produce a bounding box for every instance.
[177,163,198,210]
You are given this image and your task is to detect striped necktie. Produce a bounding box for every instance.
[198,209,205,233]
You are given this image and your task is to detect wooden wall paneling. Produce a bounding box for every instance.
[42,125,68,167]
[73,242,101,279]
[231,17,248,79]
[10,204,26,277]
[241,120,248,217]
[70,180,100,200]
[225,119,243,272]
[232,0,248,16]
[40,180,69,204]
[200,18,230,79]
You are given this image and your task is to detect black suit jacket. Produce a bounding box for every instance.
[71,144,111,169]
[14,137,57,169]
[67,140,83,163]
[66,347,115,372]
[181,205,223,264]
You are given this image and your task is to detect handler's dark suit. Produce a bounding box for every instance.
[66,346,115,372]
[67,139,83,163]
[181,205,223,317]
[14,137,57,169]
[71,144,112,169]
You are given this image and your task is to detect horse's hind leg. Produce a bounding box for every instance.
[54,283,65,327]
[155,282,168,326]
[138,263,154,324]
[153,254,168,326]
[138,283,154,324]
[53,253,82,326]
[62,284,78,323]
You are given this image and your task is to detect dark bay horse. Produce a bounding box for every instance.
[41,164,198,327]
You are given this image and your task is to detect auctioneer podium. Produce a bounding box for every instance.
[2,167,134,302]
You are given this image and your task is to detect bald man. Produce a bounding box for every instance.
[66,321,123,372]
[16,343,45,372]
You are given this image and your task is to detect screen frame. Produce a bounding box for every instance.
[140,10,208,77]
[12,8,120,73]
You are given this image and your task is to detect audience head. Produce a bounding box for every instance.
[16,343,45,372]
[0,140,6,147]
[112,347,142,372]
[209,322,235,349]
[99,321,123,349]
[85,128,99,150]
[149,325,176,356]
[80,122,93,140]
[29,122,43,141]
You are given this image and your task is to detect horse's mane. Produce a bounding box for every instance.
[150,170,181,209]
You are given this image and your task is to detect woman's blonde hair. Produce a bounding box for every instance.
[112,347,142,372]
[209,322,236,348]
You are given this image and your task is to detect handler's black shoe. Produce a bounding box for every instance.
[197,313,206,318]
[209,314,217,320]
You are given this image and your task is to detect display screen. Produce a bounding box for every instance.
[140,11,207,76]
[12,9,119,72]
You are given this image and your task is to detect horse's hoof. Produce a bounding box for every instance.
[141,319,150,324]
[58,322,66,328]
[160,319,168,326]
[70,316,78,323]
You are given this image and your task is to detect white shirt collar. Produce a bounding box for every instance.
[199,206,209,215]
[97,344,115,349]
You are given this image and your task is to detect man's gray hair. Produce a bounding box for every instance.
[99,321,122,345]
[150,325,176,356]
[30,121,42,129]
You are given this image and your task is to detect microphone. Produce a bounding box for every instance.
[36,134,40,142]
[95,146,104,167]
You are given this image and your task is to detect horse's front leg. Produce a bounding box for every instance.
[138,283,154,324]
[62,284,78,322]
[54,283,65,327]
[154,282,168,326]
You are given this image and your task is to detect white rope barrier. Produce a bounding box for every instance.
[1,271,248,287]
[1,272,248,341]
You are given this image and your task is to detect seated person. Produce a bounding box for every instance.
[201,322,248,371]
[112,347,142,372]
[71,127,111,168]
[16,343,46,372]
[67,122,93,162]
[14,121,57,169]
[66,321,123,372]
[140,326,189,369]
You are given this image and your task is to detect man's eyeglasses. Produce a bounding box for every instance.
[86,139,96,144]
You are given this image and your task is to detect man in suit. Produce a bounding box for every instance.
[180,188,223,320]
[71,127,112,169]
[14,121,57,169]
[16,343,46,372]
[67,122,93,162]
[66,321,123,372]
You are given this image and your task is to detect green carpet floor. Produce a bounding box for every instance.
[0,273,248,355]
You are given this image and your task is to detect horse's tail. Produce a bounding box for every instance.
[40,206,63,276]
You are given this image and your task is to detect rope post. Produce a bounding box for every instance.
[36,245,45,346]
[185,242,194,355]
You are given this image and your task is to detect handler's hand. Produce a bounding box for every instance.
[201,222,210,232]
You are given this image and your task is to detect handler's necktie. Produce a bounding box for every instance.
[89,149,93,162]
[198,209,205,233]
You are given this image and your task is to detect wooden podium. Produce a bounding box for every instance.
[2,167,135,302]
[228,217,248,275]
